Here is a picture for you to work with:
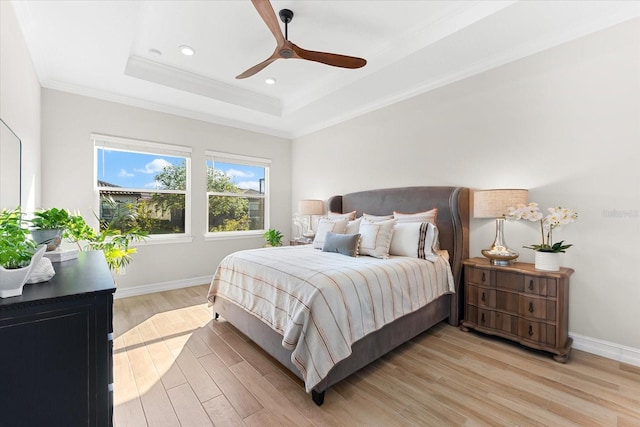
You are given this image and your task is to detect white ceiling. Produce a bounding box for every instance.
[11,0,640,139]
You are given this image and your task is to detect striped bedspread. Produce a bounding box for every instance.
[207,245,455,392]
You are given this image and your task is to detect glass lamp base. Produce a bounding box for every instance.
[481,218,518,265]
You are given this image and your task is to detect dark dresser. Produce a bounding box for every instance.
[0,251,115,427]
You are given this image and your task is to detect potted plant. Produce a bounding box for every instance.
[0,208,47,297]
[29,207,72,251]
[64,198,147,274]
[263,228,283,247]
[506,203,578,271]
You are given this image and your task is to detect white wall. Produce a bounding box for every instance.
[41,89,291,293]
[0,1,41,211]
[292,19,640,359]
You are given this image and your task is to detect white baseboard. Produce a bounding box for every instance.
[114,275,213,299]
[571,332,640,367]
[114,280,640,369]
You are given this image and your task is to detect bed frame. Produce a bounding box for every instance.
[212,186,469,405]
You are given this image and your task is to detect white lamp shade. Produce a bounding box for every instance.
[473,189,528,218]
[298,199,324,216]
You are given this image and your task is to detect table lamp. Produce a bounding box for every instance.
[473,189,528,265]
[298,199,324,238]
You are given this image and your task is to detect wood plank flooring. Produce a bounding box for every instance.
[113,285,640,426]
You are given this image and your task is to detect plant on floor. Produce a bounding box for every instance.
[263,228,283,247]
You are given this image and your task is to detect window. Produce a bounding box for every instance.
[93,134,191,237]
[206,151,270,235]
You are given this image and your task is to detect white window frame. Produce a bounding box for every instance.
[92,133,192,244]
[205,151,271,239]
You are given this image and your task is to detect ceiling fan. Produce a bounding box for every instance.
[236,0,367,79]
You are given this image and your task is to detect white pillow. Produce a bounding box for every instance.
[389,222,440,261]
[346,217,362,234]
[313,218,348,249]
[362,213,393,222]
[393,208,438,224]
[328,210,356,221]
[358,218,395,259]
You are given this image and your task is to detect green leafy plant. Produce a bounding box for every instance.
[30,207,72,230]
[0,208,38,269]
[263,228,283,247]
[63,198,147,273]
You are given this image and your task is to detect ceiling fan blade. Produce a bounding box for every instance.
[236,54,279,79]
[251,0,285,46]
[292,44,367,69]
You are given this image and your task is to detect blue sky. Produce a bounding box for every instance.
[97,149,264,191]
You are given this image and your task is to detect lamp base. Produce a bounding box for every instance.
[481,218,519,266]
[481,248,519,266]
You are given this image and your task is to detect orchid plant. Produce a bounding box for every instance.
[505,203,578,253]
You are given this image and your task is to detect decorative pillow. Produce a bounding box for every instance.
[313,218,348,249]
[358,218,395,259]
[346,217,362,234]
[362,213,394,222]
[393,208,438,224]
[322,231,361,257]
[328,210,357,221]
[389,222,440,261]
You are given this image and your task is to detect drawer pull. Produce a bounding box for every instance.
[481,272,486,283]
[528,325,534,336]
[528,302,534,313]
[481,313,486,324]
[481,292,486,302]
[529,280,534,291]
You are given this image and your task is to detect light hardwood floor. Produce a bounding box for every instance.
[113,285,640,426]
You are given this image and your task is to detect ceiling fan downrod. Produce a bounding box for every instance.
[279,9,293,40]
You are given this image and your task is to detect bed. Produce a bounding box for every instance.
[208,186,469,405]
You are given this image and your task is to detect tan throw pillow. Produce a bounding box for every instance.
[358,218,395,259]
[313,218,348,249]
[328,210,357,221]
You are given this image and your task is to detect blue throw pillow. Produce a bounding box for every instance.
[322,231,361,257]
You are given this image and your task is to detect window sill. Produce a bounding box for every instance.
[131,235,194,246]
[204,230,264,241]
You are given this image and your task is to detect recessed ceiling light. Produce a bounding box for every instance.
[265,77,277,85]
[148,48,162,56]
[179,45,195,56]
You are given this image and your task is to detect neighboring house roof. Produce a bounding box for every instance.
[97,180,141,197]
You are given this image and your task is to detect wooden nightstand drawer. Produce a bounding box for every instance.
[495,271,524,292]
[477,308,495,329]
[496,290,519,313]
[519,319,556,347]
[524,275,557,297]
[520,295,556,321]
[467,284,496,308]
[466,266,493,286]
[495,311,519,335]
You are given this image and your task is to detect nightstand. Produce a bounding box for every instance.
[460,257,574,362]
[290,238,313,246]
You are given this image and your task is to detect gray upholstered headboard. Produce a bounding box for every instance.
[327,186,470,322]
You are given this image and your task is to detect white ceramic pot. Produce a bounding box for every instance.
[0,245,47,298]
[534,251,560,271]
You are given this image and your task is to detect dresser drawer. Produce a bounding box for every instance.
[466,266,493,286]
[495,290,519,314]
[464,305,495,329]
[495,271,524,292]
[519,295,557,321]
[518,319,556,347]
[524,275,558,297]
[495,311,519,335]
[467,284,496,308]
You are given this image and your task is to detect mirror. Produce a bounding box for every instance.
[0,118,22,209]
